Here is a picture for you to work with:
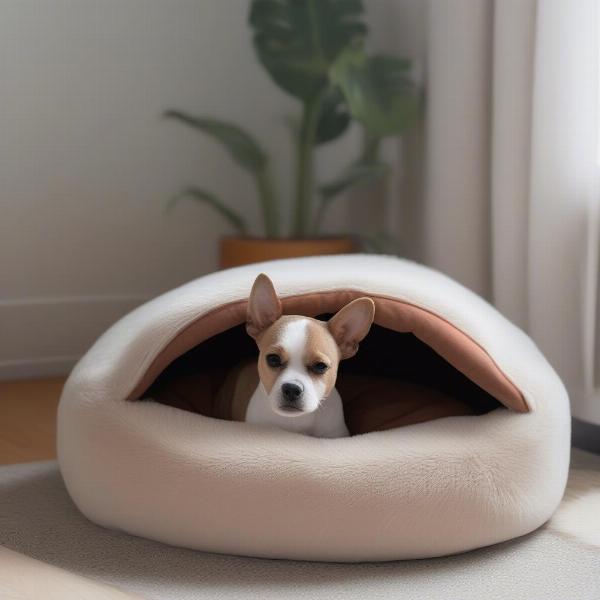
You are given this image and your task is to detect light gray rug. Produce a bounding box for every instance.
[1,450,599,600]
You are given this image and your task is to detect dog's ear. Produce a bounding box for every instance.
[246,273,282,339]
[328,297,375,359]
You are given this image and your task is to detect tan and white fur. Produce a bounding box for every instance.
[244,273,375,438]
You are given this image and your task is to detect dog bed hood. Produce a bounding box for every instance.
[58,255,570,562]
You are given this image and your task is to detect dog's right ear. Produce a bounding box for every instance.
[246,273,282,339]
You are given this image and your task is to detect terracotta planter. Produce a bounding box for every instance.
[219,236,358,269]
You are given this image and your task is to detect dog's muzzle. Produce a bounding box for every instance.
[279,381,304,413]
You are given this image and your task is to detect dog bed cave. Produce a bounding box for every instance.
[58,254,570,562]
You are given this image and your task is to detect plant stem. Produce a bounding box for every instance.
[257,167,279,238]
[292,95,322,237]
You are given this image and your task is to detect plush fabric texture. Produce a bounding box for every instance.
[57,255,571,562]
[0,546,142,600]
[2,452,598,600]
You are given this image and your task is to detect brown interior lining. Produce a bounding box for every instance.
[130,291,527,413]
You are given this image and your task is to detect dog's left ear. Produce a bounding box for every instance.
[246,273,282,339]
[328,297,375,359]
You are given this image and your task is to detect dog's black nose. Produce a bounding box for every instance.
[281,382,303,401]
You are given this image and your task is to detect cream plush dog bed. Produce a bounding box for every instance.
[58,255,571,562]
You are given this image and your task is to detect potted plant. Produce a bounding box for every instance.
[166,0,419,268]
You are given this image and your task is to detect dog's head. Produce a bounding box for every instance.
[246,273,375,417]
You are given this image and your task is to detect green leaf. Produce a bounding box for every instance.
[164,110,267,172]
[319,160,389,201]
[167,187,247,234]
[249,0,367,102]
[315,86,350,145]
[330,47,419,137]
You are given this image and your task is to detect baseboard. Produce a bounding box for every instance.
[0,356,80,380]
[572,417,600,455]
[0,293,156,381]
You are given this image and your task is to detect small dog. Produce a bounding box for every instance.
[243,273,375,438]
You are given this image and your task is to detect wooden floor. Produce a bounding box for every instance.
[0,377,65,465]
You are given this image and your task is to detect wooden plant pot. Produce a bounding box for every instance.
[219,236,358,269]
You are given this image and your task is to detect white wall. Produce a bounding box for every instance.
[0,0,424,379]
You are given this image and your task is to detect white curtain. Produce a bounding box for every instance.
[421,0,599,425]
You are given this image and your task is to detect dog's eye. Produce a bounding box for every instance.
[310,362,329,375]
[266,354,282,368]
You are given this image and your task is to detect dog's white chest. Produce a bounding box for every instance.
[245,385,349,438]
